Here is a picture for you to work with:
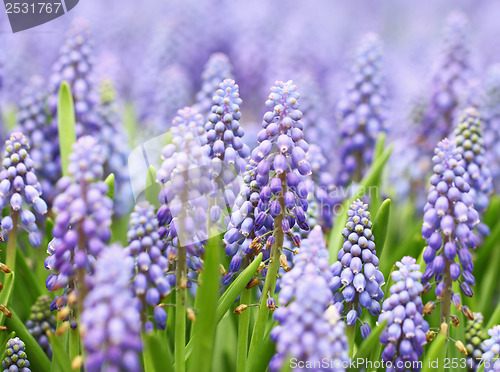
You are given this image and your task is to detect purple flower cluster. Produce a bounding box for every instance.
[81,245,142,372]
[418,11,472,154]
[421,138,479,306]
[483,64,500,193]
[336,33,388,186]
[127,202,169,330]
[194,53,233,117]
[156,107,211,277]
[221,165,263,284]
[482,326,500,372]
[48,18,98,136]
[16,77,54,198]
[465,313,486,372]
[270,227,349,371]
[142,64,192,135]
[2,337,31,372]
[454,108,492,239]
[332,199,384,327]
[0,132,47,246]
[204,78,249,223]
[45,136,113,309]
[223,81,311,281]
[96,80,132,216]
[26,295,56,358]
[379,257,429,370]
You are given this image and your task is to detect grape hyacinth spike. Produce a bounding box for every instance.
[379,257,429,370]
[25,295,56,358]
[0,132,48,247]
[336,33,388,186]
[332,199,385,331]
[482,326,500,372]
[127,202,170,331]
[454,108,492,241]
[45,136,113,313]
[270,226,349,371]
[81,245,142,372]
[465,313,487,372]
[1,337,31,372]
[421,138,479,326]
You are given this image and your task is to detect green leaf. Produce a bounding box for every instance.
[486,300,500,329]
[57,81,77,178]
[187,236,221,372]
[145,166,161,208]
[246,325,275,372]
[348,320,387,372]
[216,253,263,323]
[184,253,263,360]
[328,145,393,260]
[0,273,15,327]
[47,330,73,372]
[143,330,174,372]
[5,308,52,372]
[422,329,447,372]
[123,103,138,148]
[105,173,115,200]
[372,198,391,258]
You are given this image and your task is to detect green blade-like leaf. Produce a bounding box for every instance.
[0,273,15,327]
[486,300,500,329]
[187,236,221,372]
[328,145,393,261]
[216,253,263,323]
[348,320,387,372]
[47,330,73,372]
[57,81,77,178]
[422,329,447,372]
[145,166,161,208]
[247,325,275,372]
[184,253,263,360]
[105,173,115,200]
[142,330,174,372]
[372,198,391,258]
[5,308,52,372]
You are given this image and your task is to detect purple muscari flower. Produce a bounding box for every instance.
[194,53,233,117]
[1,337,31,372]
[269,226,349,371]
[127,202,169,330]
[45,136,113,309]
[482,326,500,372]
[416,11,472,159]
[333,199,384,328]
[307,144,343,229]
[139,64,192,136]
[81,245,142,372]
[465,313,487,371]
[95,81,132,216]
[454,108,493,241]
[483,64,500,194]
[156,107,211,280]
[379,257,429,369]
[0,133,47,245]
[204,79,249,222]
[16,76,56,201]
[336,33,388,186]
[25,295,56,358]
[45,19,130,215]
[421,138,478,308]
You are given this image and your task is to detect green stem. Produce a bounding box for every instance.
[175,244,187,372]
[5,210,19,271]
[346,324,356,358]
[68,327,80,371]
[237,288,252,372]
[246,173,286,371]
[440,258,452,349]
